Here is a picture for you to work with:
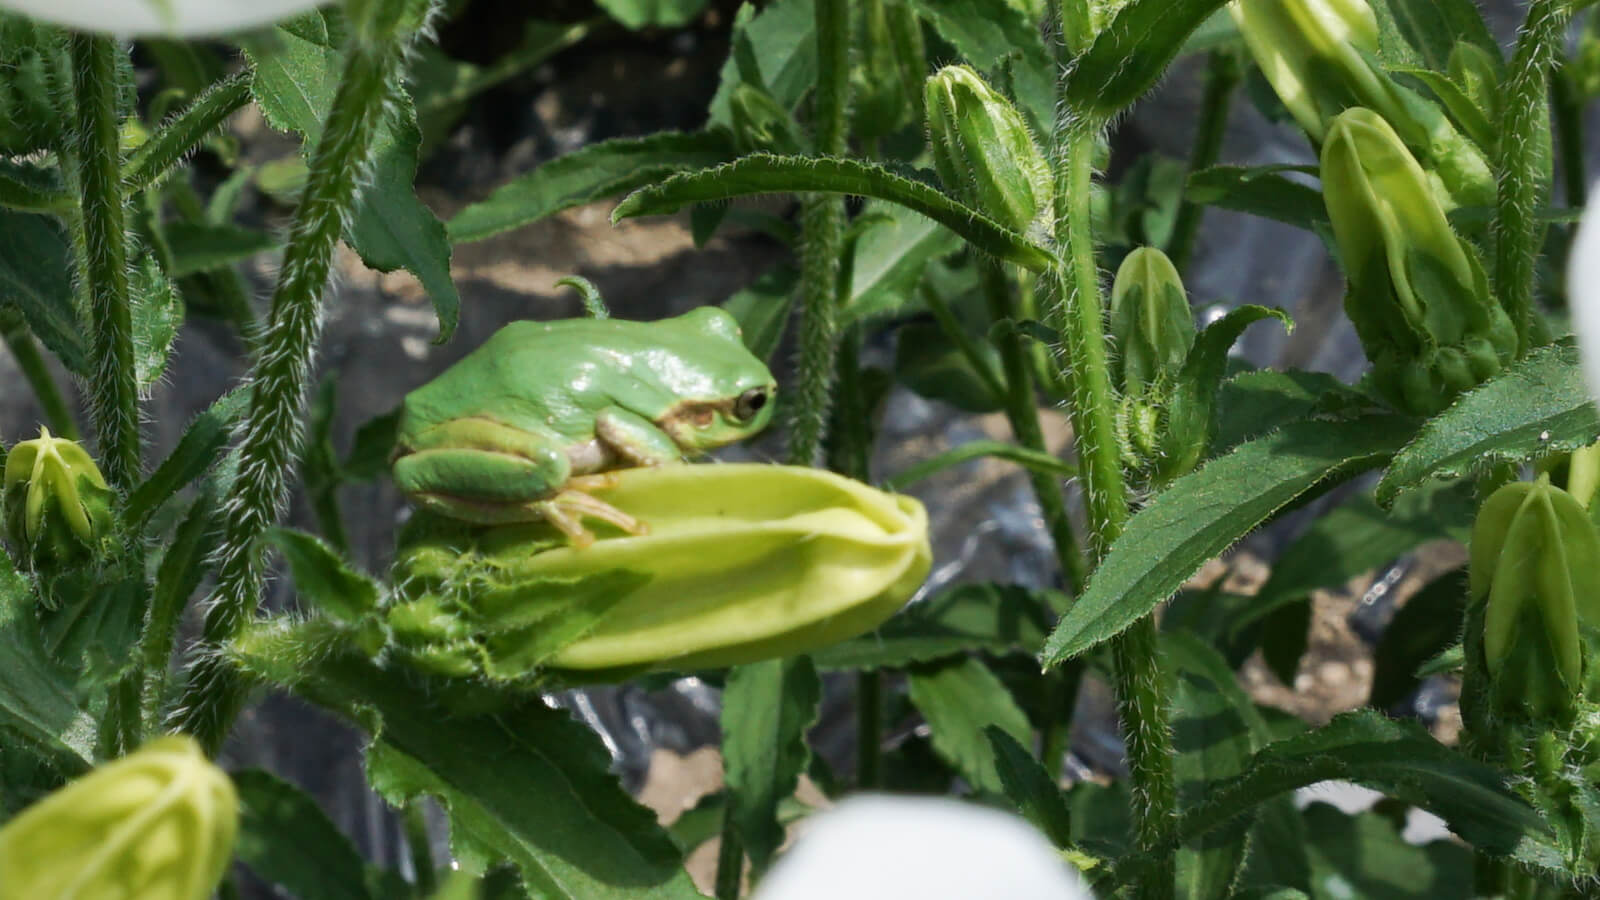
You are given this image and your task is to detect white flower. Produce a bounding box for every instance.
[752,795,1094,900]
[1574,192,1600,402]
[0,0,329,36]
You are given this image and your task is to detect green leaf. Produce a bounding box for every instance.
[596,0,708,29]
[36,567,148,689]
[146,485,224,710]
[1301,802,1472,899]
[721,264,797,363]
[1213,369,1373,455]
[1109,710,1562,886]
[0,160,69,214]
[1163,305,1292,476]
[125,387,249,531]
[985,727,1073,848]
[1377,344,1600,507]
[1240,483,1471,683]
[1064,0,1233,119]
[1370,0,1499,74]
[264,528,380,623]
[907,656,1033,795]
[843,201,963,324]
[1368,567,1465,711]
[0,210,86,376]
[707,0,816,126]
[905,0,1048,71]
[448,131,734,244]
[722,657,821,874]
[1390,65,1494,151]
[0,551,93,777]
[895,320,1004,413]
[813,582,1055,671]
[1042,414,1416,665]
[343,407,401,481]
[613,154,1056,271]
[1184,166,1329,236]
[245,13,460,341]
[162,221,278,277]
[234,768,378,900]
[245,645,702,899]
[1162,633,1279,900]
[885,440,1076,491]
[130,253,182,389]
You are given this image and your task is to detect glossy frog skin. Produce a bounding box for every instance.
[392,307,777,545]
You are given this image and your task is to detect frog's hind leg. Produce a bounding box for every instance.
[536,488,648,548]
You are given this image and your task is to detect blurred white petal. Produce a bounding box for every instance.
[0,0,329,36]
[1576,191,1600,402]
[753,795,1093,900]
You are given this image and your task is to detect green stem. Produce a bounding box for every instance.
[171,13,414,755]
[785,0,850,467]
[714,808,744,900]
[0,309,79,440]
[1052,116,1175,899]
[1166,51,1239,273]
[980,259,1086,594]
[1552,64,1587,212]
[1493,0,1572,355]
[856,669,882,789]
[70,34,139,492]
[122,71,251,195]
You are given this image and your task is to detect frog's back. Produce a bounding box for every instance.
[400,311,763,437]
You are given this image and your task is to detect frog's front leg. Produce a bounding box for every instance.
[592,407,686,469]
[393,417,642,545]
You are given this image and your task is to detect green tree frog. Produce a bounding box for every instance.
[392,307,777,545]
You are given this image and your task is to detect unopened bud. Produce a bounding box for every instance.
[1471,477,1600,723]
[925,65,1054,236]
[1229,0,1494,207]
[1320,108,1514,414]
[0,736,238,900]
[4,426,114,572]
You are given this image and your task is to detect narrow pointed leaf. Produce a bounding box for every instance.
[613,154,1055,271]
[907,657,1032,795]
[264,528,380,623]
[448,131,735,244]
[1377,344,1600,507]
[985,727,1073,848]
[125,387,249,530]
[1042,415,1416,665]
[722,657,821,874]
[1064,0,1233,118]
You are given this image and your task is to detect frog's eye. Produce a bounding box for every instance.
[734,387,771,423]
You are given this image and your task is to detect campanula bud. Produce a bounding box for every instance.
[4,427,114,573]
[925,65,1054,237]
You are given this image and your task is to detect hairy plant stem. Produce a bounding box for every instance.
[122,71,251,195]
[714,808,744,900]
[979,260,1085,594]
[1166,51,1239,273]
[1493,0,1571,355]
[784,0,849,467]
[1053,117,1175,900]
[172,19,411,755]
[0,309,79,440]
[70,34,139,492]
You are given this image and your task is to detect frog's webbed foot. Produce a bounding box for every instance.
[536,480,648,548]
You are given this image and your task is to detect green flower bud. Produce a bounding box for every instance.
[728,83,808,156]
[1470,477,1600,723]
[1229,0,1494,208]
[1320,108,1514,414]
[388,464,931,679]
[1107,248,1197,478]
[924,65,1054,237]
[1109,247,1196,393]
[0,736,239,900]
[4,427,114,572]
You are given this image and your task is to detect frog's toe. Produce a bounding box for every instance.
[540,489,646,545]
